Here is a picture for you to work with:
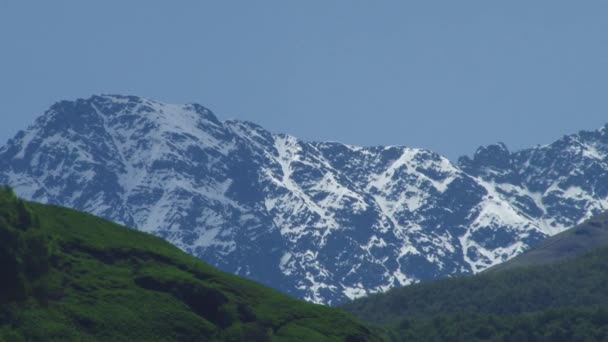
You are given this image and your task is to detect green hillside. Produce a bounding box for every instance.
[341,213,608,341]
[0,187,379,341]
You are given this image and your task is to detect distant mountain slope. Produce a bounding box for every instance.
[341,208,608,322]
[0,187,378,341]
[341,210,608,340]
[2,94,608,304]
[488,210,608,272]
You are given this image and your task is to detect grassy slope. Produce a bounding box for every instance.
[341,212,608,341]
[0,189,379,341]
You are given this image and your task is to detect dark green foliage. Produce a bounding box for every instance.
[0,186,50,303]
[0,188,379,341]
[380,307,608,341]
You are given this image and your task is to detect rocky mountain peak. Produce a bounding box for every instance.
[458,142,511,176]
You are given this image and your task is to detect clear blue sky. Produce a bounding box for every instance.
[1,1,607,160]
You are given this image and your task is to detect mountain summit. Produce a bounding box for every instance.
[2,95,607,304]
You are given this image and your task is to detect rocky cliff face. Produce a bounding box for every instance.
[2,95,606,304]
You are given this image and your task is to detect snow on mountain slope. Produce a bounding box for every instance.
[1,94,607,304]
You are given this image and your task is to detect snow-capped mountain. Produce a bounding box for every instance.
[2,95,607,304]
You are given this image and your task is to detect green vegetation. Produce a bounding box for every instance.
[0,186,51,304]
[340,211,608,341]
[0,187,378,341]
[381,307,608,341]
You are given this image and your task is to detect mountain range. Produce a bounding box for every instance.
[2,94,608,304]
